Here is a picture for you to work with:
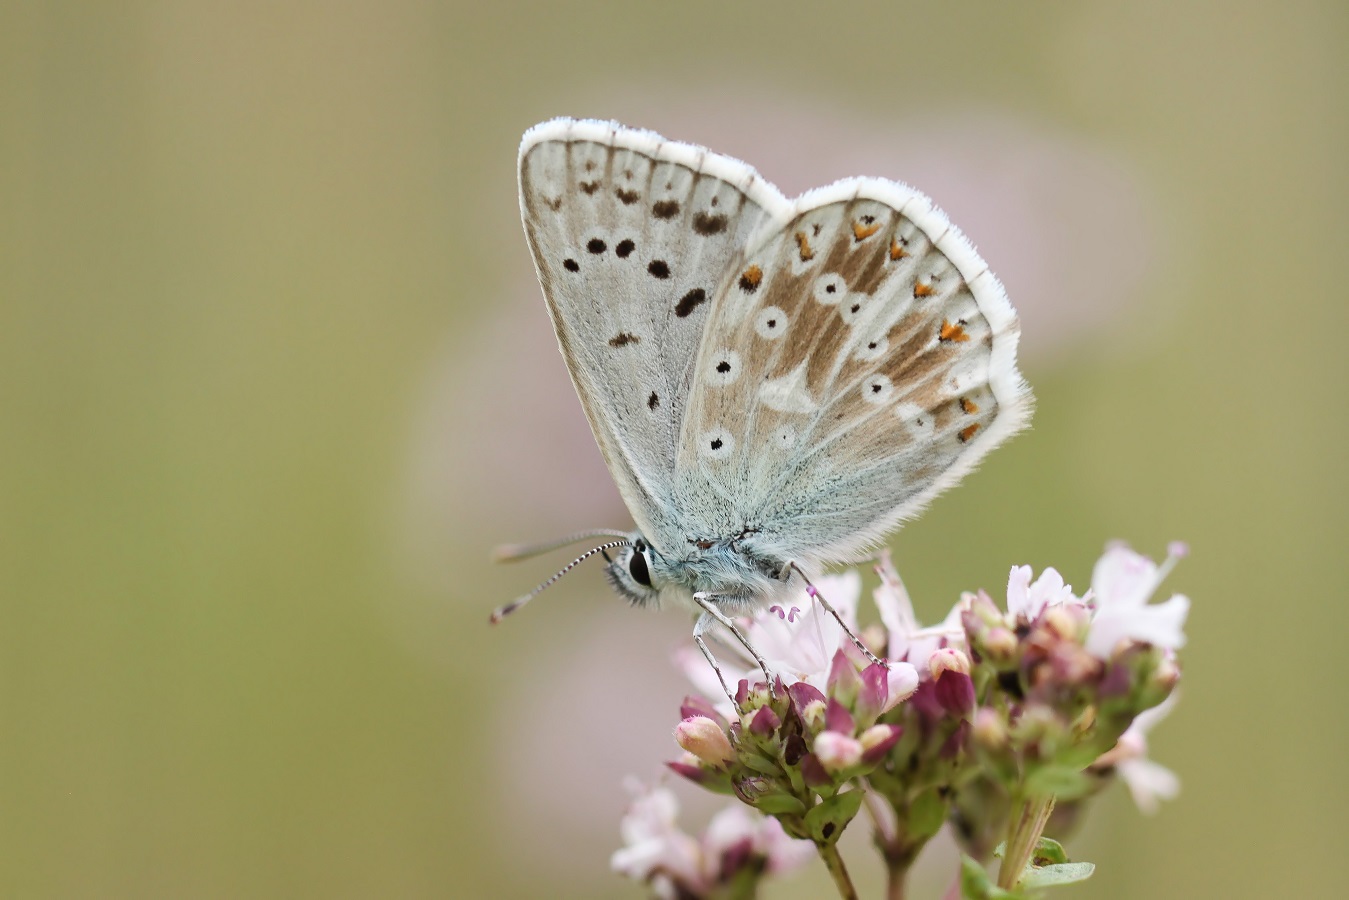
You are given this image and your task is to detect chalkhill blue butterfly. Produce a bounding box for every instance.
[493,118,1032,696]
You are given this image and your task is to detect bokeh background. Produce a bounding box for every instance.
[3,2,1345,897]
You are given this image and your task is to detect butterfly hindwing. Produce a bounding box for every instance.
[518,119,786,549]
[677,179,1031,566]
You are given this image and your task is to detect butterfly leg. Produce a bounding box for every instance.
[692,611,740,710]
[692,593,777,699]
[782,561,888,669]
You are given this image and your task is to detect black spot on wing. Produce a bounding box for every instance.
[675,288,706,317]
[608,332,640,347]
[648,392,659,410]
[648,260,670,279]
[652,199,680,219]
[615,239,635,258]
[563,258,579,272]
[579,181,601,195]
[615,188,639,205]
[692,212,728,235]
[587,238,607,254]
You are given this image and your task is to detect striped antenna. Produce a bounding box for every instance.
[489,539,631,624]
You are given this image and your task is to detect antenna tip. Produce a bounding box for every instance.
[490,598,524,624]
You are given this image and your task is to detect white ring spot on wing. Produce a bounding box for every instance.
[856,335,888,362]
[813,273,846,306]
[839,292,870,325]
[895,402,936,440]
[706,349,742,387]
[700,427,735,460]
[754,306,788,340]
[862,374,894,405]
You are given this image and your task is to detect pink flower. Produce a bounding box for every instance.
[1094,694,1181,814]
[1085,543,1190,659]
[1005,564,1084,620]
[674,571,918,717]
[610,780,813,896]
[610,781,704,896]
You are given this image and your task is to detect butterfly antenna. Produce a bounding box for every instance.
[489,539,631,624]
[491,529,632,563]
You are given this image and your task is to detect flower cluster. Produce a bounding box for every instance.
[614,542,1190,898]
[611,779,815,899]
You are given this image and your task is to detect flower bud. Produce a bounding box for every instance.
[1010,705,1065,751]
[883,662,920,712]
[972,707,1008,749]
[813,731,863,772]
[746,705,781,738]
[1048,642,1099,685]
[1042,603,1087,641]
[929,647,971,679]
[824,698,856,735]
[675,716,735,768]
[859,723,902,765]
[855,663,889,725]
[983,627,1018,661]
[788,682,828,732]
[931,650,976,718]
[1152,654,1181,693]
[827,649,862,705]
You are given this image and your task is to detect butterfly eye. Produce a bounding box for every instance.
[628,541,652,587]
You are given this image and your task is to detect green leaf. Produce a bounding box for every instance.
[1025,765,1091,799]
[1020,862,1096,888]
[753,793,807,816]
[960,856,1018,899]
[1031,837,1069,867]
[737,752,782,776]
[804,789,863,845]
[908,787,949,840]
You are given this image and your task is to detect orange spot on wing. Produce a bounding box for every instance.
[914,281,936,298]
[853,220,882,241]
[960,397,979,414]
[958,423,981,443]
[939,319,971,343]
[794,231,815,261]
[889,238,909,260]
[740,264,762,289]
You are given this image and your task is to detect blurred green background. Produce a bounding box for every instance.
[3,1,1345,897]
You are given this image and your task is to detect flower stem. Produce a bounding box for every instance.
[817,843,859,900]
[861,785,909,900]
[885,861,907,900]
[996,793,1056,889]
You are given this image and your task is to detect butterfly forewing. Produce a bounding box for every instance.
[678,180,1031,565]
[518,119,786,550]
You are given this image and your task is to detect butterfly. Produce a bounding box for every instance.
[494,118,1032,695]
